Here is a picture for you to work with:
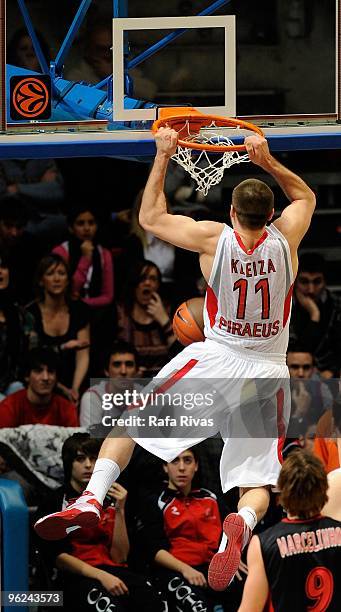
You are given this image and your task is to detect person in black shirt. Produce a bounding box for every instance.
[239,450,341,611]
[26,254,90,402]
[289,253,341,377]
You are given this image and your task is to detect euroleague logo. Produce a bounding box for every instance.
[10,75,51,120]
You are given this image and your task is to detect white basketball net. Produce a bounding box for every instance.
[171,119,250,196]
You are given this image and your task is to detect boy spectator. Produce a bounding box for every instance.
[289,253,341,377]
[0,348,78,427]
[239,451,341,611]
[36,433,163,612]
[80,341,139,429]
[138,448,245,611]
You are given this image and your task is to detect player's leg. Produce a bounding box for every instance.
[208,485,270,592]
[237,485,270,522]
[208,369,289,591]
[34,341,214,540]
[34,434,136,540]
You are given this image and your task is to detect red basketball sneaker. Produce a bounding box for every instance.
[208,513,251,591]
[34,490,102,540]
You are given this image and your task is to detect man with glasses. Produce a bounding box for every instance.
[290,253,341,377]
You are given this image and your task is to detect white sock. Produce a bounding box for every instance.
[218,532,227,553]
[237,506,258,532]
[86,459,120,504]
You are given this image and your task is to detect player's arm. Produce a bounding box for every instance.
[238,536,269,612]
[139,127,223,253]
[244,135,316,250]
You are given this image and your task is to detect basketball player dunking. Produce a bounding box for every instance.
[239,451,341,611]
[35,129,316,591]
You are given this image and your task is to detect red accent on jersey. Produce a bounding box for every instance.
[282,515,323,524]
[234,229,268,255]
[283,283,294,327]
[206,285,218,327]
[276,388,285,464]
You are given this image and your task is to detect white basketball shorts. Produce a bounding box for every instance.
[130,338,290,492]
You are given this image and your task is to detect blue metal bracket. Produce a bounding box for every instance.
[113,0,128,18]
[128,0,232,71]
[97,0,232,91]
[55,0,93,76]
[17,0,49,74]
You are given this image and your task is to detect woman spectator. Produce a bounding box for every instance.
[116,260,177,377]
[26,254,90,403]
[7,27,50,72]
[114,189,201,307]
[0,250,31,400]
[53,205,114,309]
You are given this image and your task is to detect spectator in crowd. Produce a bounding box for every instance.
[239,451,341,611]
[80,341,139,430]
[322,399,341,521]
[122,189,176,301]
[0,347,78,427]
[0,158,65,247]
[65,17,156,99]
[53,205,114,309]
[7,27,50,72]
[36,433,164,612]
[289,253,341,377]
[66,18,113,84]
[314,394,341,473]
[27,254,90,403]
[116,189,201,306]
[53,205,114,376]
[0,249,32,400]
[286,346,333,437]
[0,195,42,303]
[138,448,246,611]
[116,260,177,377]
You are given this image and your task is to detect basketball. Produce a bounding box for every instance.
[173,297,205,346]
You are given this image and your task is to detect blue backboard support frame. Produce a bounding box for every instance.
[0,0,341,157]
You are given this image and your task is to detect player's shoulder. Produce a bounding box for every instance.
[196,220,225,236]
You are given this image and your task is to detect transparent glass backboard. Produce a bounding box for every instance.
[1,0,340,158]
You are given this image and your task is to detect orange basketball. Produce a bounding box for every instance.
[173,297,205,346]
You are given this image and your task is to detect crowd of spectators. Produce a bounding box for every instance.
[3,14,341,611]
[0,156,340,610]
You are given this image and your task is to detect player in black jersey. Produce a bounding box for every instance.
[238,450,341,611]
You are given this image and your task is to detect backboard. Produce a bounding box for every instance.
[1,0,341,158]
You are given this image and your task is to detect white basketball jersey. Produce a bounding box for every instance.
[204,224,294,356]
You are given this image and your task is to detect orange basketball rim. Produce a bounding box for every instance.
[152,107,264,153]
